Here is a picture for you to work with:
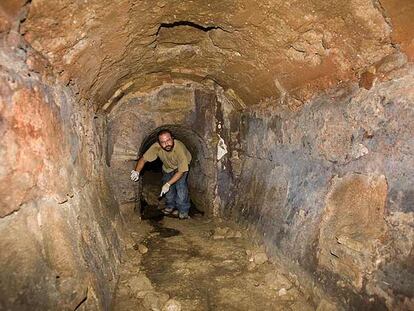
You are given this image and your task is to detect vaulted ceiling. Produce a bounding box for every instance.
[18,0,413,108]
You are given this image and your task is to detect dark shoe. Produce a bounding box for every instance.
[163,208,179,218]
[162,208,174,215]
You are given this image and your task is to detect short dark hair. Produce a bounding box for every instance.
[157,129,173,142]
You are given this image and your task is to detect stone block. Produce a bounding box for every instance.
[318,173,387,289]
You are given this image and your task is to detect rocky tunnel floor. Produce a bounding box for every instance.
[111,204,316,311]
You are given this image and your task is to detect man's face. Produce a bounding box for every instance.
[158,133,174,152]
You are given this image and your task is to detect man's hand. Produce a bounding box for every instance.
[130,170,140,182]
[160,183,171,196]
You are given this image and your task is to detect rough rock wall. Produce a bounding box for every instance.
[220,59,414,309]
[105,83,218,214]
[0,11,122,311]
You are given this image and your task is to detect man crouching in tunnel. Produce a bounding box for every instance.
[130,129,192,219]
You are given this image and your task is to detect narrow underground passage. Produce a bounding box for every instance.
[136,125,211,221]
[112,126,316,311]
[1,1,414,310]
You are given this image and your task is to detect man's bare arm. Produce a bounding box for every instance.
[166,171,185,185]
[134,157,146,173]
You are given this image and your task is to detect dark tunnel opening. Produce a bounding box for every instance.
[137,125,207,220]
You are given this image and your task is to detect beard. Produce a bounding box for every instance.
[162,142,174,152]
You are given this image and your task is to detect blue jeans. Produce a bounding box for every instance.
[161,170,190,216]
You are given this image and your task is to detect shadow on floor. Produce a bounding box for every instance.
[139,198,204,221]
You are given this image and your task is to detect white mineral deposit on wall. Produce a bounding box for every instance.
[217,135,228,161]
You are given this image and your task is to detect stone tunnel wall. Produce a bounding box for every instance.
[105,83,219,215]
[0,27,123,311]
[218,59,414,309]
[2,0,414,309]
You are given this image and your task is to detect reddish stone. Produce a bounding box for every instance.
[359,71,376,90]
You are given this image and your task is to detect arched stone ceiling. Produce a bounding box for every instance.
[19,0,412,108]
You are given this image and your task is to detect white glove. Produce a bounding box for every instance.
[130,170,140,182]
[160,183,171,196]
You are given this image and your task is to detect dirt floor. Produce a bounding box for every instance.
[111,171,317,310]
[112,209,315,310]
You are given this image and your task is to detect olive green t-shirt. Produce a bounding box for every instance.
[143,139,192,173]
